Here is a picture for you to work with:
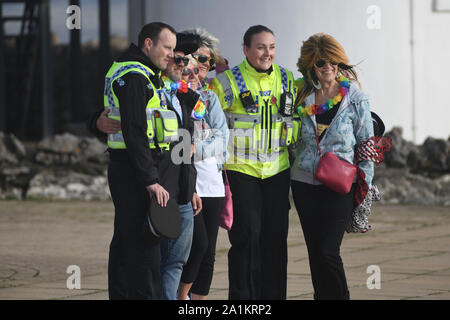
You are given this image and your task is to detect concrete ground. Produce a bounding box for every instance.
[0,200,449,300]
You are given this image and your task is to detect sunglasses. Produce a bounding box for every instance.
[193,54,210,63]
[182,67,200,76]
[314,59,339,68]
[193,54,216,68]
[173,55,189,66]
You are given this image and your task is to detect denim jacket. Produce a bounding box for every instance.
[193,89,229,169]
[291,82,374,186]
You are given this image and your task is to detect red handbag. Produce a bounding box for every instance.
[313,128,356,194]
[220,170,233,231]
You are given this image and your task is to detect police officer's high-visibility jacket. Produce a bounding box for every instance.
[104,61,179,150]
[210,58,300,179]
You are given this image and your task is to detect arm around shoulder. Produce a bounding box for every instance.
[86,108,108,140]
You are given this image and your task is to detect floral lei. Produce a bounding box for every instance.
[296,75,350,117]
[163,78,207,120]
[164,79,190,93]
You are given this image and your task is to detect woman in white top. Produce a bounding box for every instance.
[177,52,229,300]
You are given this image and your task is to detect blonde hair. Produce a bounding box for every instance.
[296,33,360,105]
[186,55,198,68]
[183,55,201,89]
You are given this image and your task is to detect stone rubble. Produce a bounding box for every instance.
[0,129,449,205]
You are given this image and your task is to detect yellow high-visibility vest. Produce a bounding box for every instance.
[210,59,301,179]
[104,61,179,150]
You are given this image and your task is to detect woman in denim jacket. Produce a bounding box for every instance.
[291,33,374,300]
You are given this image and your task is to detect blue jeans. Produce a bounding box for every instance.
[160,202,194,300]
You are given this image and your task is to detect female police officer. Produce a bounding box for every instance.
[210,25,299,300]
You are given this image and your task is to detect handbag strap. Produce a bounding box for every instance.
[313,126,322,156]
[222,169,229,186]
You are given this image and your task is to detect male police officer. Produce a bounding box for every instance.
[103,22,179,300]
[91,28,202,299]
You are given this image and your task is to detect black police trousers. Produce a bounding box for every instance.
[226,169,290,300]
[107,156,161,300]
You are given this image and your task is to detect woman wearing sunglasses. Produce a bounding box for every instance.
[291,33,374,299]
[177,56,229,300]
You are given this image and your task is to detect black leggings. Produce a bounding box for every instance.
[180,197,223,296]
[291,180,355,300]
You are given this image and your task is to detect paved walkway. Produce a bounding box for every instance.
[0,200,449,300]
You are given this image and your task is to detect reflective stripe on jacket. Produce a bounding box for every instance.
[104,61,179,150]
[210,58,299,179]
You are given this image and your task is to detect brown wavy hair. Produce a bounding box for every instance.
[296,33,360,106]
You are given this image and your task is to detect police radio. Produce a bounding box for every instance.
[280,80,294,117]
[239,90,255,108]
[239,90,258,113]
[280,92,293,117]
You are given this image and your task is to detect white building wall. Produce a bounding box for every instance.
[128,0,450,143]
[413,0,450,143]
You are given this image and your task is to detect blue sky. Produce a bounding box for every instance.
[3,0,128,44]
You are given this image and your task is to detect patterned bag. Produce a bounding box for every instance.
[348,135,392,233]
[346,184,381,233]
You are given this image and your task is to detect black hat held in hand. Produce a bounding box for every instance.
[146,197,182,239]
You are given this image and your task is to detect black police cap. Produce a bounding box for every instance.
[146,197,182,239]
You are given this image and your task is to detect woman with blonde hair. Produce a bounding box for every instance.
[291,33,374,300]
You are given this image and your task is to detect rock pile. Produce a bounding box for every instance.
[0,128,449,205]
[374,127,450,205]
[374,166,450,206]
[0,132,109,200]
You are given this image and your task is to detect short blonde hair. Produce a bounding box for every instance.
[185,55,198,69]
